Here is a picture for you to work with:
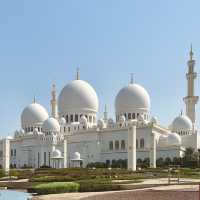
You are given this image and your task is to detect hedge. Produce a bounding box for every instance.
[28,182,79,195]
[77,179,121,192]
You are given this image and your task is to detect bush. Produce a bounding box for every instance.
[77,179,121,192]
[28,182,79,195]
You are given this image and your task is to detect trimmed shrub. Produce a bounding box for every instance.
[28,182,79,195]
[77,179,121,192]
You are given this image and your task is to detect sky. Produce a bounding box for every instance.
[0,0,200,137]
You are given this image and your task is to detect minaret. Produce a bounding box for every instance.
[51,83,58,119]
[103,104,108,122]
[183,45,199,124]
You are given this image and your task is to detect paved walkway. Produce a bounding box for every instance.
[31,178,200,200]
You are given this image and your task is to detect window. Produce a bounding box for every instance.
[132,113,135,119]
[14,149,16,156]
[66,115,68,123]
[64,127,66,132]
[89,116,92,123]
[70,115,73,122]
[121,140,125,150]
[128,113,131,119]
[38,152,40,168]
[115,140,119,150]
[136,139,138,149]
[137,113,139,118]
[109,141,113,150]
[140,138,144,148]
[31,127,33,132]
[68,127,70,132]
[124,113,127,119]
[75,114,78,122]
[11,149,13,157]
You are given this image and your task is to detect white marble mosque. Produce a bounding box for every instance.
[0,47,199,171]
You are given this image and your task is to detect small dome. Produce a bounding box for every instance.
[171,114,192,132]
[168,133,182,146]
[108,118,114,125]
[97,119,105,129]
[42,117,60,133]
[73,152,81,160]
[21,103,49,129]
[58,79,99,115]
[115,83,150,114]
[151,116,158,124]
[6,136,13,140]
[158,135,168,147]
[158,133,181,147]
[52,149,62,158]
[59,117,66,125]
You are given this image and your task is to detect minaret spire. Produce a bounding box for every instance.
[51,83,58,119]
[183,45,199,125]
[190,44,193,61]
[76,67,80,80]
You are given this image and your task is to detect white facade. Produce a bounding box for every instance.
[1,48,200,171]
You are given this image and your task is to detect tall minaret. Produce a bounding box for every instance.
[51,83,58,119]
[103,104,108,122]
[183,45,199,124]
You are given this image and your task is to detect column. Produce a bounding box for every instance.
[2,139,10,173]
[149,132,156,168]
[63,139,67,168]
[128,121,137,171]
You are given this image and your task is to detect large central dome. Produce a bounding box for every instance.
[58,79,99,115]
[115,83,150,114]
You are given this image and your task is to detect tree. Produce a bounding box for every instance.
[164,157,171,166]
[156,158,164,167]
[142,158,150,168]
[173,157,181,165]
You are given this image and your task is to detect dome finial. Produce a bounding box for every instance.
[52,83,56,92]
[180,109,183,116]
[130,73,134,84]
[189,44,194,60]
[76,67,80,80]
[33,96,36,103]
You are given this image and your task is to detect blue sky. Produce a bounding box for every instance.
[0,0,200,136]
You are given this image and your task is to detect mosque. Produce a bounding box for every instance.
[0,47,199,171]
